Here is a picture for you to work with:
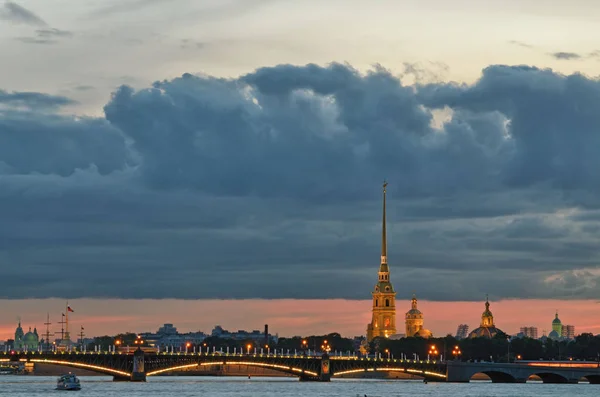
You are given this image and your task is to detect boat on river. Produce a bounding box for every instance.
[56,373,81,391]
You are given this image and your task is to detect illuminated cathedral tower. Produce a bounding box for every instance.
[405,294,424,336]
[366,182,397,342]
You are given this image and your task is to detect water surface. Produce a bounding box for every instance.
[0,376,598,396]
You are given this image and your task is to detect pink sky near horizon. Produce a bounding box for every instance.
[1,299,599,341]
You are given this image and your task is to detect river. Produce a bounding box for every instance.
[1,376,599,396]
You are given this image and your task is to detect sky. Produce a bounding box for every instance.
[1,0,600,340]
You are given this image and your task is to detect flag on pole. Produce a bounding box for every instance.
[81,326,84,330]
[62,313,65,317]
[67,306,74,313]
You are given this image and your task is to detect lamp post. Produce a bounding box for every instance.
[452,345,461,361]
[428,345,438,361]
[321,340,330,354]
[384,348,390,359]
[186,342,191,354]
[247,344,252,355]
[301,339,308,353]
[507,336,511,363]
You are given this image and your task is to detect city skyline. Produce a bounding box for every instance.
[1,0,600,339]
[1,298,598,341]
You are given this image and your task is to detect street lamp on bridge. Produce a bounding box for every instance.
[452,345,461,361]
[428,345,438,361]
[247,344,252,355]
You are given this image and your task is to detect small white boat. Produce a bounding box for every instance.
[56,373,81,391]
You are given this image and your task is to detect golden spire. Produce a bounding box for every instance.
[381,180,388,265]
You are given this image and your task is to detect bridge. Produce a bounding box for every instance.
[1,348,445,382]
[3,349,600,384]
[447,361,600,384]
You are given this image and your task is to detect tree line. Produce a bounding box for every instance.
[87,332,600,362]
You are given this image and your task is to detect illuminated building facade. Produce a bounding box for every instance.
[549,312,562,339]
[405,295,423,336]
[366,182,396,342]
[405,294,433,338]
[468,296,503,338]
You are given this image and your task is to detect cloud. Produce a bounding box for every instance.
[15,28,73,45]
[2,63,600,301]
[180,39,205,50]
[35,28,72,38]
[0,90,75,109]
[551,52,582,60]
[508,40,534,49]
[0,1,47,26]
[89,0,170,18]
[14,37,57,45]
[73,85,95,92]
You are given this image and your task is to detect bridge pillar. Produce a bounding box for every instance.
[318,354,331,381]
[131,347,146,382]
[445,362,472,383]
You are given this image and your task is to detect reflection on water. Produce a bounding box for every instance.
[0,376,597,397]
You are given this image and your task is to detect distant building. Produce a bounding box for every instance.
[211,325,275,343]
[549,312,562,340]
[519,326,538,339]
[139,323,207,350]
[13,321,39,351]
[455,324,469,340]
[562,325,575,340]
[468,296,503,338]
[157,323,178,335]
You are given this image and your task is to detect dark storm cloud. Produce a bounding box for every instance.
[551,52,582,60]
[0,1,47,26]
[2,63,600,301]
[0,111,129,175]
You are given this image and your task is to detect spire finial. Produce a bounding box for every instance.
[381,180,388,264]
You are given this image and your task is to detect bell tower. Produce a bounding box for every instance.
[366,181,397,342]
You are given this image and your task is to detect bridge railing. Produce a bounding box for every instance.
[0,350,440,366]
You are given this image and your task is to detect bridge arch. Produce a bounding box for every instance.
[146,361,318,378]
[583,375,600,384]
[29,358,130,378]
[470,371,517,383]
[529,372,570,384]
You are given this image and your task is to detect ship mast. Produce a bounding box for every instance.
[43,313,53,352]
